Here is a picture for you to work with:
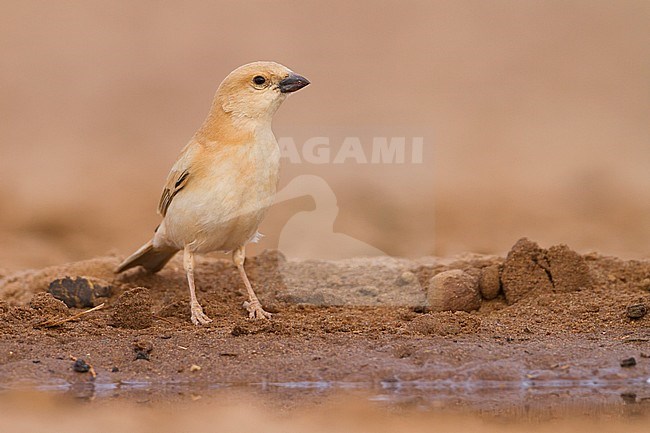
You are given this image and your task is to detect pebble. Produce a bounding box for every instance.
[396,271,417,286]
[626,304,647,320]
[427,270,481,312]
[620,357,637,368]
[133,339,153,361]
[48,276,112,308]
[135,351,150,361]
[357,286,378,297]
[478,265,501,300]
[73,358,91,373]
[620,392,637,404]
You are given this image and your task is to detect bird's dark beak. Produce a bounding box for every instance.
[279,73,310,93]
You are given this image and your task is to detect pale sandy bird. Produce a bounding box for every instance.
[116,61,310,324]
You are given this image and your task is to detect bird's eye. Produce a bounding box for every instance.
[253,75,266,86]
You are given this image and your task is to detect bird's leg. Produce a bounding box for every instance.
[233,246,272,319]
[183,245,212,325]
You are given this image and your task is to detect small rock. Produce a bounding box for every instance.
[396,271,417,286]
[110,287,153,329]
[73,358,90,373]
[357,286,378,297]
[478,265,501,300]
[627,304,647,320]
[621,392,637,404]
[111,366,119,373]
[620,357,637,368]
[231,325,249,336]
[133,339,153,361]
[48,276,112,308]
[427,270,481,312]
[501,238,553,304]
[190,364,201,372]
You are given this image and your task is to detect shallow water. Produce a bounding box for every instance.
[3,376,648,416]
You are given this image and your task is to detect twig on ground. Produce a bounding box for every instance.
[36,303,105,328]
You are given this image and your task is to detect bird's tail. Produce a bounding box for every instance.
[115,240,178,274]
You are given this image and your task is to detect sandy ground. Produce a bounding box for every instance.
[1,240,649,420]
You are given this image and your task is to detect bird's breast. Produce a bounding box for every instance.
[161,134,281,252]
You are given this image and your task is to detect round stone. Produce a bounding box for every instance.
[427,270,481,312]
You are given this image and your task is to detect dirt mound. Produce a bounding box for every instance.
[0,257,119,305]
[29,292,69,316]
[501,238,554,303]
[546,244,593,292]
[110,287,153,329]
[500,238,602,304]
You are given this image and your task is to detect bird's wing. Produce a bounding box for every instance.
[157,142,199,217]
[158,168,190,217]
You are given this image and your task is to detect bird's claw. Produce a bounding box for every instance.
[190,302,213,325]
[243,300,272,319]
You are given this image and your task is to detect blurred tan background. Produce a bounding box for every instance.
[0,0,648,271]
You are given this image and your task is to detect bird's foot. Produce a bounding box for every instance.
[243,300,272,319]
[190,302,213,325]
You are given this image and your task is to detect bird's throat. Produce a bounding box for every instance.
[194,105,257,147]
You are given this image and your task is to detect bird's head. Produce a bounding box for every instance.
[215,61,310,121]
